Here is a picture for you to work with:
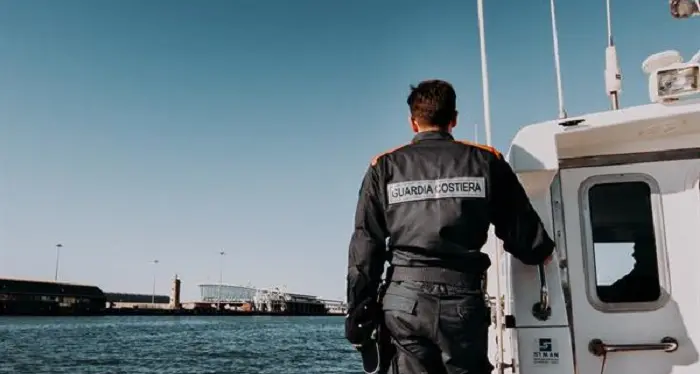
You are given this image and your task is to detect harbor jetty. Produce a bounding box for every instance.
[0,275,346,317]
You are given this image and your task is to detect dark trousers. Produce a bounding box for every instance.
[381,280,494,374]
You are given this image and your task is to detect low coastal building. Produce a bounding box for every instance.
[0,277,106,315]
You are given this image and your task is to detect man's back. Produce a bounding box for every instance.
[374,131,553,273]
[376,131,496,272]
[344,79,554,374]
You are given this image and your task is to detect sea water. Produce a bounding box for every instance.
[0,316,360,374]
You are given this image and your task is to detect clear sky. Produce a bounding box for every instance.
[0,1,697,301]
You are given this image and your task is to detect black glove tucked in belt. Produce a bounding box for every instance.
[344,297,381,346]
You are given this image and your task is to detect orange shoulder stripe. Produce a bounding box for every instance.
[370,144,409,166]
[455,140,503,159]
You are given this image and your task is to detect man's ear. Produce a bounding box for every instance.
[446,111,458,132]
[409,116,420,133]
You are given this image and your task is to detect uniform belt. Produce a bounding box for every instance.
[390,266,485,289]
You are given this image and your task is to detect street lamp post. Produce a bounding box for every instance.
[54,244,63,281]
[218,250,225,311]
[152,259,159,305]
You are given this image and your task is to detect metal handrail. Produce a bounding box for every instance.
[588,337,679,356]
[532,264,552,321]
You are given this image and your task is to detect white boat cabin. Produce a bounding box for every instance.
[484,53,700,374]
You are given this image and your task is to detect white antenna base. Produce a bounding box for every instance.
[605,45,622,94]
[604,45,622,110]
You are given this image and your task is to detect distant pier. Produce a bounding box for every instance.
[0,275,347,317]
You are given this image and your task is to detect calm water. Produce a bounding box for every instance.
[0,316,361,374]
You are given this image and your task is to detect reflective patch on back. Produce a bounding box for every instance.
[454,140,503,159]
[387,177,486,204]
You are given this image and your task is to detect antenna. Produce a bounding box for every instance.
[476,1,505,372]
[604,0,622,110]
[549,0,567,119]
[474,123,479,143]
[476,0,493,148]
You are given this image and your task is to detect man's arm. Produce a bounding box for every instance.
[346,164,388,311]
[489,154,554,265]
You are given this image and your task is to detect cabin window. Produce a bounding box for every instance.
[582,175,665,309]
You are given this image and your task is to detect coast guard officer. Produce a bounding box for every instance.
[345,79,554,373]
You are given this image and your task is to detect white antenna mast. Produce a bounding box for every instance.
[549,0,567,119]
[476,1,505,372]
[605,0,622,109]
[477,0,493,148]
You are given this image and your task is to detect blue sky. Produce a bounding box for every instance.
[0,1,697,301]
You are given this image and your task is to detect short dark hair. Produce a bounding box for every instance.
[406,79,457,128]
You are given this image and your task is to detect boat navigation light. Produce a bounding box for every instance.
[643,50,699,103]
[670,0,700,18]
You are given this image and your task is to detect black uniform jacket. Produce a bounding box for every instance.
[346,131,554,310]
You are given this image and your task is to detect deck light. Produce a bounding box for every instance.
[643,50,700,102]
[656,65,699,99]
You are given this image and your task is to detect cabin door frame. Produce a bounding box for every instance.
[559,157,700,374]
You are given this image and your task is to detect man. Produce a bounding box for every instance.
[598,231,661,303]
[345,79,555,374]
